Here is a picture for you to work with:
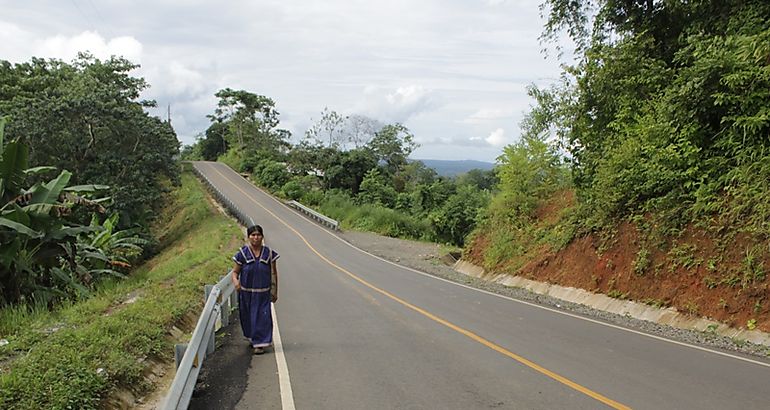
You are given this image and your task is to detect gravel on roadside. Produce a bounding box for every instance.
[337,229,770,360]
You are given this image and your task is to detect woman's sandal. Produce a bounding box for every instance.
[253,347,265,355]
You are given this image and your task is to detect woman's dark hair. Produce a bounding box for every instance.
[247,225,263,236]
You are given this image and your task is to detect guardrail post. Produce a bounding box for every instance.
[206,327,216,355]
[221,299,230,327]
[174,343,188,370]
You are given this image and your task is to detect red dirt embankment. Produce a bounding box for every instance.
[466,190,770,333]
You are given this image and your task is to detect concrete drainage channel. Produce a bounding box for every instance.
[453,260,770,352]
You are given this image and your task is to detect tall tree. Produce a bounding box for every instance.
[342,114,383,149]
[208,88,290,159]
[367,123,418,176]
[197,121,229,161]
[306,107,346,148]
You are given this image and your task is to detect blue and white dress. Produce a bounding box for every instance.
[233,245,279,347]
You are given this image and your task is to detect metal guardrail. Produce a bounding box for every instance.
[191,163,254,227]
[286,200,340,231]
[191,161,339,231]
[163,272,237,410]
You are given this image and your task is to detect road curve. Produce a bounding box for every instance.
[192,161,770,410]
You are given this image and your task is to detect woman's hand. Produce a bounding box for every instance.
[271,294,278,303]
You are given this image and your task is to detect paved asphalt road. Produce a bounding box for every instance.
[189,161,770,410]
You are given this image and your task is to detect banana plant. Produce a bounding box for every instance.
[84,212,150,270]
[0,118,111,306]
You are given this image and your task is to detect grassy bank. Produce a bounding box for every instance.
[0,169,242,409]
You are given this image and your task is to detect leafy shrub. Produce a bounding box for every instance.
[281,179,304,200]
[254,159,290,191]
[346,204,431,239]
[217,148,245,172]
[430,185,490,246]
[358,168,397,208]
[301,190,325,207]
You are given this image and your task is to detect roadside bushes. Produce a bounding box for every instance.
[317,190,431,240]
[253,159,290,191]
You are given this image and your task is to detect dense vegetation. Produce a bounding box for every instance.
[183,96,497,246]
[537,0,770,236]
[470,0,770,306]
[0,54,180,228]
[0,170,240,409]
[0,55,179,308]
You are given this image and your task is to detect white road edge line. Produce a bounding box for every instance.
[212,162,770,369]
[272,303,296,410]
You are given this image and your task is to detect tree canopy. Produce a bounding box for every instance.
[533,0,770,233]
[0,54,180,227]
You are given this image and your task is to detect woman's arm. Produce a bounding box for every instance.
[270,261,278,302]
[232,263,241,291]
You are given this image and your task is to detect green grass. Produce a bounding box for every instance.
[317,192,432,240]
[0,171,242,410]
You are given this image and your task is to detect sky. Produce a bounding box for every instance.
[1,0,566,163]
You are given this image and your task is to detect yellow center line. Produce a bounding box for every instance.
[207,163,632,410]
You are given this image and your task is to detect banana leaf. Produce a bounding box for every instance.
[63,184,109,192]
[0,216,42,238]
[1,141,29,197]
[89,269,126,279]
[30,170,71,205]
[82,251,110,262]
[24,166,57,176]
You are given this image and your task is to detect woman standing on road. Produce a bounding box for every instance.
[232,224,279,355]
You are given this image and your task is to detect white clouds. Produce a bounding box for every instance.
[167,63,205,96]
[37,31,143,62]
[359,85,439,124]
[0,22,143,64]
[463,108,514,124]
[0,1,564,161]
[485,128,508,147]
[142,61,207,100]
[0,21,34,62]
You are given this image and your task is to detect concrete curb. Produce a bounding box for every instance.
[453,260,770,347]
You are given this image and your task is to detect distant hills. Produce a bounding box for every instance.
[415,159,495,176]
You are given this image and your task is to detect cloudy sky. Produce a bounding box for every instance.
[1,0,565,162]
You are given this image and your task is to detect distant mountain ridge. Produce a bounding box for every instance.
[414,159,495,176]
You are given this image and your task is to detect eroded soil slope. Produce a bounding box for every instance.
[466,190,770,333]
